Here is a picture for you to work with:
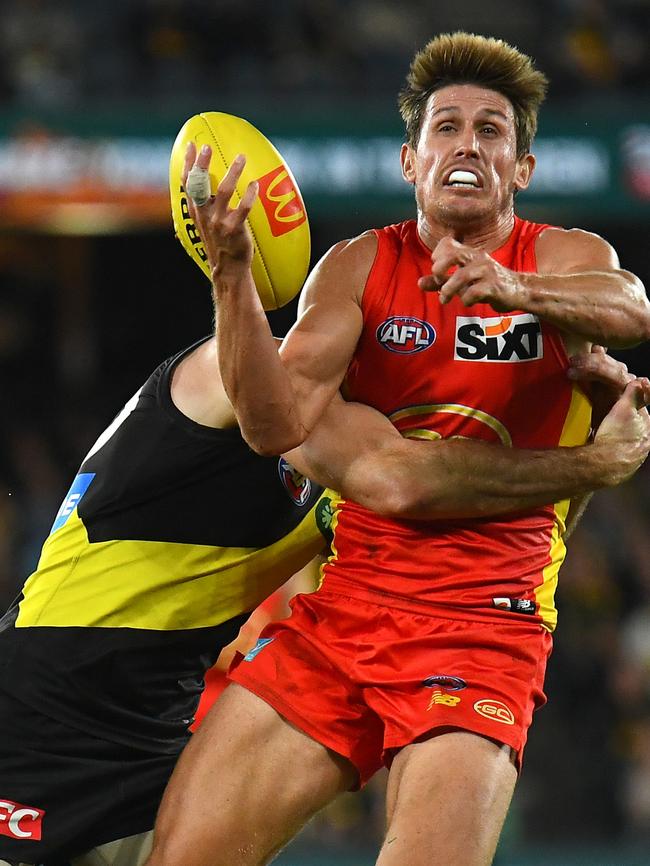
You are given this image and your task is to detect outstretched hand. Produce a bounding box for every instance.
[182,141,259,279]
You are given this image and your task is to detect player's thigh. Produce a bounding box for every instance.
[148,682,356,866]
[377,730,517,866]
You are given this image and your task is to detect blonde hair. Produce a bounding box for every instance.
[398,32,548,156]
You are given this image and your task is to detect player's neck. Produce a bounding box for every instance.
[417,209,516,252]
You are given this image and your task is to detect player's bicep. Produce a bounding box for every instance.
[536,227,621,274]
[279,301,362,420]
[278,233,377,426]
[287,397,402,491]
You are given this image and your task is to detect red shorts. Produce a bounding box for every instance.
[229,589,552,787]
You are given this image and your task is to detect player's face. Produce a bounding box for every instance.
[401,84,535,231]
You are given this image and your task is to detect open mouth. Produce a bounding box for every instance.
[444,169,482,189]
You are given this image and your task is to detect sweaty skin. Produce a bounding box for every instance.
[147,78,650,866]
[182,88,650,458]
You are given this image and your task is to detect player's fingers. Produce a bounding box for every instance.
[237,179,259,220]
[430,254,456,285]
[568,353,630,385]
[195,143,212,171]
[635,377,650,409]
[433,234,465,256]
[591,344,607,355]
[182,141,197,186]
[418,274,441,292]
[185,144,214,208]
[623,378,650,411]
[214,153,246,207]
[438,263,483,304]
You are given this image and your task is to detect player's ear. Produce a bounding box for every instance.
[401,143,417,184]
[514,152,535,192]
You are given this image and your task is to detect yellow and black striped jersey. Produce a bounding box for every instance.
[0,338,332,753]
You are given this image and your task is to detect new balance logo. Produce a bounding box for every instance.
[427,690,461,710]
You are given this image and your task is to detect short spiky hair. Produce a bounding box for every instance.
[398,32,548,156]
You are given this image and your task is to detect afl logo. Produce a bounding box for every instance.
[376,316,436,354]
[278,457,312,505]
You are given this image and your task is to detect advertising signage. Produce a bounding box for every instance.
[0,111,647,232]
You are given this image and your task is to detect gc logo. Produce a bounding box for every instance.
[473,699,515,726]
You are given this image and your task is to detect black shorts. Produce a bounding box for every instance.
[0,690,180,865]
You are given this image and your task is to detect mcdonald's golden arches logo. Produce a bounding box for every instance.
[256,164,307,237]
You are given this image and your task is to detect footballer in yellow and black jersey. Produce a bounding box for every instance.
[0,337,331,755]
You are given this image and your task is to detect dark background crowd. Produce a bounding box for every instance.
[0,0,649,109]
[0,2,649,864]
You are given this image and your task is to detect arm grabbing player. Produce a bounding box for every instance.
[173,332,650,523]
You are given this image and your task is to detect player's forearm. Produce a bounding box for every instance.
[291,398,643,520]
[213,273,307,455]
[519,270,650,348]
[345,437,642,521]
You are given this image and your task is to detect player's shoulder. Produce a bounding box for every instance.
[303,231,378,306]
[322,230,378,268]
[535,225,619,272]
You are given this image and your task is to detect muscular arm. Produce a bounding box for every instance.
[172,334,649,523]
[525,228,650,348]
[287,390,649,521]
[183,143,370,456]
[421,229,650,349]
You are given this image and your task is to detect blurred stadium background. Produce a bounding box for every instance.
[0,1,649,863]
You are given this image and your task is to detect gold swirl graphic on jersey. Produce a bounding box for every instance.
[389,403,512,447]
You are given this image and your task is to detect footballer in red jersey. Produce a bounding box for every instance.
[148,31,650,866]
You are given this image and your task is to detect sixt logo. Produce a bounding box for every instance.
[278,458,312,506]
[422,675,467,691]
[376,316,436,354]
[256,165,307,237]
[0,799,45,841]
[454,314,542,363]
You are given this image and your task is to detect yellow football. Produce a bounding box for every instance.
[169,111,311,311]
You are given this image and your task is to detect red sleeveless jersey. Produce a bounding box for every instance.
[322,217,591,631]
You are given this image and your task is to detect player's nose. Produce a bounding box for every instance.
[453,130,480,159]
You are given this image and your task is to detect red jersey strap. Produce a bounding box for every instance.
[365,217,554,310]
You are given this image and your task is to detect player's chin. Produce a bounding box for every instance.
[434,196,491,225]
